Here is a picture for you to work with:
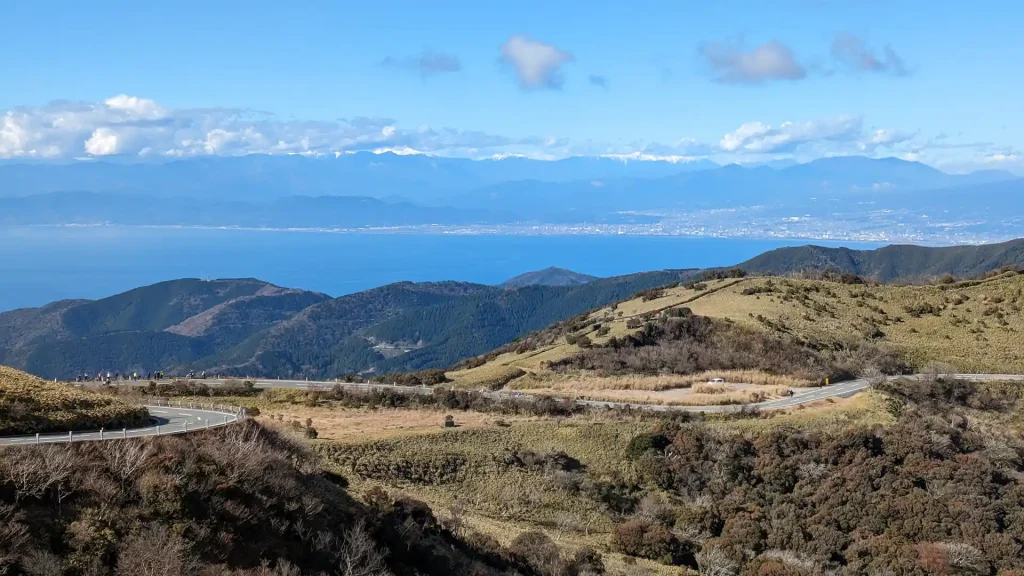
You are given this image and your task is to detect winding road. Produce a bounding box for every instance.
[2,373,1022,445]
[192,372,1024,412]
[0,401,242,446]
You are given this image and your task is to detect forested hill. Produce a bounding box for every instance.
[739,238,1024,282]
[501,267,598,288]
[0,278,330,378]
[200,269,700,377]
[0,270,700,380]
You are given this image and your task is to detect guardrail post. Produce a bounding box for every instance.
[183,422,187,432]
[223,415,228,424]
[35,433,39,444]
[68,431,73,443]
[205,419,209,429]
[156,425,160,436]
[99,428,103,440]
[123,428,127,439]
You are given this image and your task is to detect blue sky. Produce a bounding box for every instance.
[1,0,1021,172]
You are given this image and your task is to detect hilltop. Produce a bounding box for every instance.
[501,267,599,288]
[739,238,1024,282]
[449,269,1024,401]
[0,365,148,434]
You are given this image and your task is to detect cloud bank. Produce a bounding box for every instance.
[0,95,1000,171]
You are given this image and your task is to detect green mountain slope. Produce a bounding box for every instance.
[368,271,699,373]
[0,278,329,378]
[740,238,1024,282]
[10,238,1024,381]
[202,281,499,377]
[501,266,598,288]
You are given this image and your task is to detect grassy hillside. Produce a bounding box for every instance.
[740,238,1024,282]
[309,376,1024,575]
[0,366,149,434]
[449,271,1024,396]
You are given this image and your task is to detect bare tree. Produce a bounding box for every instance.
[941,542,986,573]
[103,440,154,491]
[0,448,47,501]
[339,519,392,576]
[0,504,30,574]
[116,523,198,576]
[697,546,737,576]
[860,365,886,387]
[20,549,67,575]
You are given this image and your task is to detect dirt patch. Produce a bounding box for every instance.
[256,406,537,441]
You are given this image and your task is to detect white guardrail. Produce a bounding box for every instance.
[0,398,247,446]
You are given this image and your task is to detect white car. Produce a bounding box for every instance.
[708,378,726,384]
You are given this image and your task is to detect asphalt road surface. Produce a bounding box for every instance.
[193,372,1024,413]
[4,373,1022,445]
[0,402,241,446]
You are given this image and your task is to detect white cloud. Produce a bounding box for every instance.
[500,35,574,90]
[0,96,1004,171]
[698,40,806,84]
[985,152,1020,164]
[719,116,863,154]
[103,94,167,118]
[84,127,123,156]
[0,96,533,160]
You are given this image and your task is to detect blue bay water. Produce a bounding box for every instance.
[0,226,882,312]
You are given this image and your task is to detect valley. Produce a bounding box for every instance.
[5,241,1024,575]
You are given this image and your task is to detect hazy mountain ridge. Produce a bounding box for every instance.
[2,156,1020,235]
[0,152,718,201]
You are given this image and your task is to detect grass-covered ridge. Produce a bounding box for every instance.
[449,270,1024,395]
[315,377,1024,574]
[0,365,149,434]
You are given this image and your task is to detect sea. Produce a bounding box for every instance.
[0,226,883,312]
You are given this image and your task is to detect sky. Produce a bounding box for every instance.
[1,0,1022,173]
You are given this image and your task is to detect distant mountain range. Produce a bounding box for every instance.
[0,153,718,202]
[2,154,1020,232]
[6,238,1024,380]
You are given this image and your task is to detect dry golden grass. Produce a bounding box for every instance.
[690,383,730,394]
[0,365,149,434]
[256,405,536,442]
[455,272,1024,387]
[708,390,896,434]
[503,370,811,394]
[528,386,792,406]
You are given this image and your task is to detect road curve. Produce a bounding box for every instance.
[0,402,242,447]
[3,374,1022,445]
[192,373,1024,413]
